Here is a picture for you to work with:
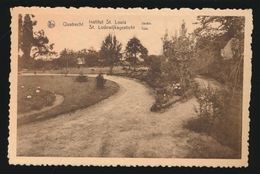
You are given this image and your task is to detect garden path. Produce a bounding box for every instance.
[17,74,236,158]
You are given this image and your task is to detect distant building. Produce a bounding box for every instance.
[76,57,86,67]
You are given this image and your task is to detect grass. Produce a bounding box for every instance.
[18,75,119,125]
[18,86,56,113]
[184,90,242,158]
[184,136,238,159]
[212,91,242,154]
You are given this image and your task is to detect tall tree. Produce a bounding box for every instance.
[161,30,174,58]
[100,34,122,74]
[124,37,148,68]
[19,14,36,60]
[85,48,100,67]
[161,21,195,91]
[59,48,77,67]
[18,14,56,69]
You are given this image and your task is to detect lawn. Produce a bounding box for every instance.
[18,75,119,125]
[18,85,56,114]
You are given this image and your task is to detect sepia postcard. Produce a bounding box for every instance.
[9,7,252,167]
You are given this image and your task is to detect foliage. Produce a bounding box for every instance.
[124,37,148,68]
[18,14,36,60]
[75,71,88,82]
[96,73,106,89]
[57,48,77,68]
[18,14,56,69]
[52,48,100,69]
[185,84,242,153]
[145,55,163,88]
[194,16,245,90]
[161,21,195,92]
[31,30,56,59]
[33,59,57,71]
[192,85,228,133]
[194,16,245,40]
[100,34,122,74]
[85,48,100,67]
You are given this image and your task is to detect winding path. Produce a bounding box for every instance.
[17,74,236,158]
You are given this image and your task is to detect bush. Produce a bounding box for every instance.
[75,71,88,82]
[190,85,228,133]
[96,73,106,89]
[184,84,242,154]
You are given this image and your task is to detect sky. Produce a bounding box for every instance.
[25,9,200,57]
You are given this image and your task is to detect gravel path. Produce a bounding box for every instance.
[17,75,235,158]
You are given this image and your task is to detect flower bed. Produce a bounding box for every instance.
[18,86,56,114]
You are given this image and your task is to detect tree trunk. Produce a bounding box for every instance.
[109,66,114,75]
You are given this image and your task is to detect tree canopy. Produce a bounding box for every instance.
[18,14,56,69]
[194,16,245,89]
[194,16,245,40]
[100,34,122,74]
[124,37,148,67]
[161,21,195,90]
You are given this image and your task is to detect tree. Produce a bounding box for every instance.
[161,30,174,58]
[124,37,148,68]
[84,48,100,67]
[18,14,56,69]
[59,48,77,67]
[31,30,56,59]
[19,14,36,60]
[194,16,245,89]
[195,16,244,41]
[100,34,122,74]
[146,55,163,87]
[161,21,195,92]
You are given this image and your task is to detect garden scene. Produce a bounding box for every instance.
[17,14,244,158]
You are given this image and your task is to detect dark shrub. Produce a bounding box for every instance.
[96,73,106,89]
[75,71,88,82]
[150,103,161,112]
[188,85,227,133]
[44,91,56,106]
[32,100,44,110]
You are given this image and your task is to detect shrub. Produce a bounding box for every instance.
[185,85,242,154]
[96,73,106,89]
[75,71,88,82]
[191,85,228,133]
